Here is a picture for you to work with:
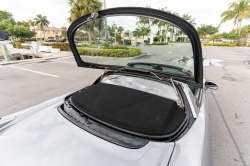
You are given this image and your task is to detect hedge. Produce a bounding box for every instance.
[9,42,29,49]
[42,43,71,51]
[24,39,37,41]
[77,47,142,57]
[78,45,129,49]
[203,43,237,46]
[152,42,168,45]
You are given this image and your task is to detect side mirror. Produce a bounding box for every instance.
[205,81,218,90]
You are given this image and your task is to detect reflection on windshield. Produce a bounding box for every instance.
[74,16,194,78]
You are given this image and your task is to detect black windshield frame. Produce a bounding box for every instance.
[67,7,203,88]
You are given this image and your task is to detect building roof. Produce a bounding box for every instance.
[33,26,62,31]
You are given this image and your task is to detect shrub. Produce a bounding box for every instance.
[24,38,37,41]
[9,42,26,49]
[151,42,168,45]
[104,45,128,49]
[77,47,142,57]
[42,43,71,51]
[203,43,237,47]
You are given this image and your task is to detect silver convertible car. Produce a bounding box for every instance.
[0,7,218,166]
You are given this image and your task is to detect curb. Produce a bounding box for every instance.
[80,54,146,60]
[0,55,73,66]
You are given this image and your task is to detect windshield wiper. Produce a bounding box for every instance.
[127,62,192,76]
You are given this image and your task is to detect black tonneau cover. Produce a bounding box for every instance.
[71,83,187,137]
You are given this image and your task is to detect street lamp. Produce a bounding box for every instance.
[112,24,117,45]
[104,0,108,43]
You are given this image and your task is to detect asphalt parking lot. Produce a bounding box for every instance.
[0,46,249,166]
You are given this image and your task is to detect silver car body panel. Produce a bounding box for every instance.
[168,81,212,166]
[0,76,211,166]
[0,98,174,166]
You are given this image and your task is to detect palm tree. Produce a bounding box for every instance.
[132,27,142,37]
[28,20,37,30]
[182,13,197,26]
[219,0,250,34]
[68,0,103,45]
[117,26,124,34]
[168,11,179,41]
[189,18,197,26]
[136,5,151,43]
[182,13,192,21]
[34,14,50,41]
[28,20,37,40]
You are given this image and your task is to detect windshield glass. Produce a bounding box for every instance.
[74,16,194,77]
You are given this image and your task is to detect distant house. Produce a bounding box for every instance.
[33,26,64,40]
[120,31,144,45]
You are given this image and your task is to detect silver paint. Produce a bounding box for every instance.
[0,98,174,166]
[0,75,211,166]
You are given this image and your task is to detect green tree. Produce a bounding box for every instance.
[61,26,68,38]
[117,26,124,33]
[167,11,179,42]
[219,0,250,34]
[17,20,30,28]
[136,5,151,26]
[141,27,151,44]
[157,35,166,42]
[0,10,15,24]
[0,22,36,41]
[209,34,224,43]
[182,13,196,26]
[68,0,102,45]
[28,20,37,30]
[34,14,50,41]
[132,27,142,37]
[108,25,115,37]
[0,22,9,34]
[136,6,152,42]
[115,34,122,44]
[197,24,218,41]
[182,13,192,21]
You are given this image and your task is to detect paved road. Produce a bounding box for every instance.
[0,57,103,117]
[0,46,250,165]
[202,46,250,166]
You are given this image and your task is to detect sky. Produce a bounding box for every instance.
[1,0,249,33]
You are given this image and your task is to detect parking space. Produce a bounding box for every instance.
[0,46,249,166]
[0,57,102,117]
[202,46,250,166]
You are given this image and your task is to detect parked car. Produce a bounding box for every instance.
[58,38,66,42]
[0,7,217,166]
[46,39,57,42]
[74,39,79,44]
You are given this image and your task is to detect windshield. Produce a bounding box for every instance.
[74,15,194,77]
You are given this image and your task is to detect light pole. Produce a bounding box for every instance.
[104,0,108,43]
[112,23,117,45]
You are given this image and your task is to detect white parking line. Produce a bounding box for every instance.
[10,66,58,77]
[50,60,75,63]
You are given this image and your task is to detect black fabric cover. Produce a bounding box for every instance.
[0,31,9,40]
[71,83,186,136]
